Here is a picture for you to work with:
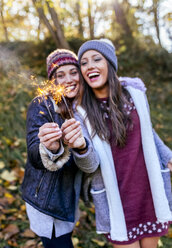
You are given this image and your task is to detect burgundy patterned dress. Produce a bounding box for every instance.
[98,97,169,245]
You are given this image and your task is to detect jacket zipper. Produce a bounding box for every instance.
[34,171,46,198]
[44,172,56,209]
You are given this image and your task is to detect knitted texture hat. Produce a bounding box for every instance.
[78,39,118,71]
[47,49,78,79]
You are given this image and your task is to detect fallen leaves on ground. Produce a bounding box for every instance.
[91,238,106,246]
[3,224,19,240]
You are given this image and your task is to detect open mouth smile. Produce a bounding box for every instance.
[65,84,77,93]
[87,72,100,82]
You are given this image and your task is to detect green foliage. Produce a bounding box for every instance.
[117,41,172,148]
[0,77,33,169]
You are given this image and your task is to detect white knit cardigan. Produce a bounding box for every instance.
[77,78,172,241]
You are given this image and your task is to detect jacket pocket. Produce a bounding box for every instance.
[161,168,172,211]
[34,171,46,198]
[90,188,110,233]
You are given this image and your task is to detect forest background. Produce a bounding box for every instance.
[0,0,172,247]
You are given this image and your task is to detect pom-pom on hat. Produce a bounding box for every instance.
[47,49,78,79]
[78,39,118,71]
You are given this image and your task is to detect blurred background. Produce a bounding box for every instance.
[0,0,172,247]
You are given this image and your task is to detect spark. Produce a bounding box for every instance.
[39,111,45,115]
[31,75,72,119]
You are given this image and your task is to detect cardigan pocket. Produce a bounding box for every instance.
[90,188,110,233]
[161,168,172,211]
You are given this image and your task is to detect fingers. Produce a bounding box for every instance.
[38,122,62,151]
[68,130,82,144]
[39,131,62,144]
[38,123,61,139]
[62,119,80,136]
[39,122,59,130]
[38,120,85,150]
[62,119,81,142]
[64,126,82,145]
[61,119,79,132]
[62,119,86,149]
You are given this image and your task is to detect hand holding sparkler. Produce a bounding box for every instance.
[61,119,87,151]
[38,123,62,153]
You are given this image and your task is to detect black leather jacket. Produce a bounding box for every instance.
[21,97,83,222]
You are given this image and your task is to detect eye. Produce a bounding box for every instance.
[81,61,87,66]
[94,57,102,62]
[71,70,78,75]
[56,74,64,79]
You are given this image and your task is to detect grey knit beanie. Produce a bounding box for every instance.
[78,39,118,71]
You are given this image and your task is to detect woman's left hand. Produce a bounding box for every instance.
[61,118,86,149]
[167,158,172,171]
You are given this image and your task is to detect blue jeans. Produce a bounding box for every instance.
[41,227,74,248]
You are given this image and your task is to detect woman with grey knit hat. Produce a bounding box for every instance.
[21,48,99,248]
[77,39,172,248]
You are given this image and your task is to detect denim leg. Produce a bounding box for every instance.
[41,228,74,248]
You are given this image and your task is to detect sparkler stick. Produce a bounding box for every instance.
[53,83,73,118]
[31,76,55,122]
[42,95,54,122]
[62,95,73,118]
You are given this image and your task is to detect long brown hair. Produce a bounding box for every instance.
[80,62,131,147]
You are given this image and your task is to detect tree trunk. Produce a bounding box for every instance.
[46,1,70,49]
[87,0,94,39]
[152,0,162,47]
[75,1,84,38]
[0,0,9,41]
[32,0,59,46]
[113,0,132,38]
[37,18,41,40]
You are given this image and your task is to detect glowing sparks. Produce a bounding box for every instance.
[30,75,72,119]
[30,76,67,105]
[53,84,66,104]
[52,63,58,69]
[39,111,45,115]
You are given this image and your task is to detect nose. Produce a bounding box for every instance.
[87,59,95,70]
[65,74,72,84]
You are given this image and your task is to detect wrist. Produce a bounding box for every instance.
[73,139,88,153]
[78,140,87,150]
[50,141,60,154]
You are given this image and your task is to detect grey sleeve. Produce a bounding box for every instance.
[153,129,172,167]
[144,93,172,166]
[72,112,100,174]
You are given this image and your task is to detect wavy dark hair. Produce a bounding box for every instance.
[80,61,131,147]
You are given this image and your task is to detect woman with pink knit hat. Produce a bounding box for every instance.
[21,49,99,248]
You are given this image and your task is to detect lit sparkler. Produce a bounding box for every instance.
[31,76,72,120]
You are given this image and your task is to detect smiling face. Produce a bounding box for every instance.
[54,64,80,99]
[80,50,109,98]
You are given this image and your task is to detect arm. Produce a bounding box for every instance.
[26,97,69,171]
[26,97,50,169]
[143,93,172,168]
[153,129,172,168]
[61,114,99,174]
[72,137,99,174]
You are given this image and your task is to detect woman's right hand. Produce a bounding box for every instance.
[61,118,86,150]
[38,123,62,153]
